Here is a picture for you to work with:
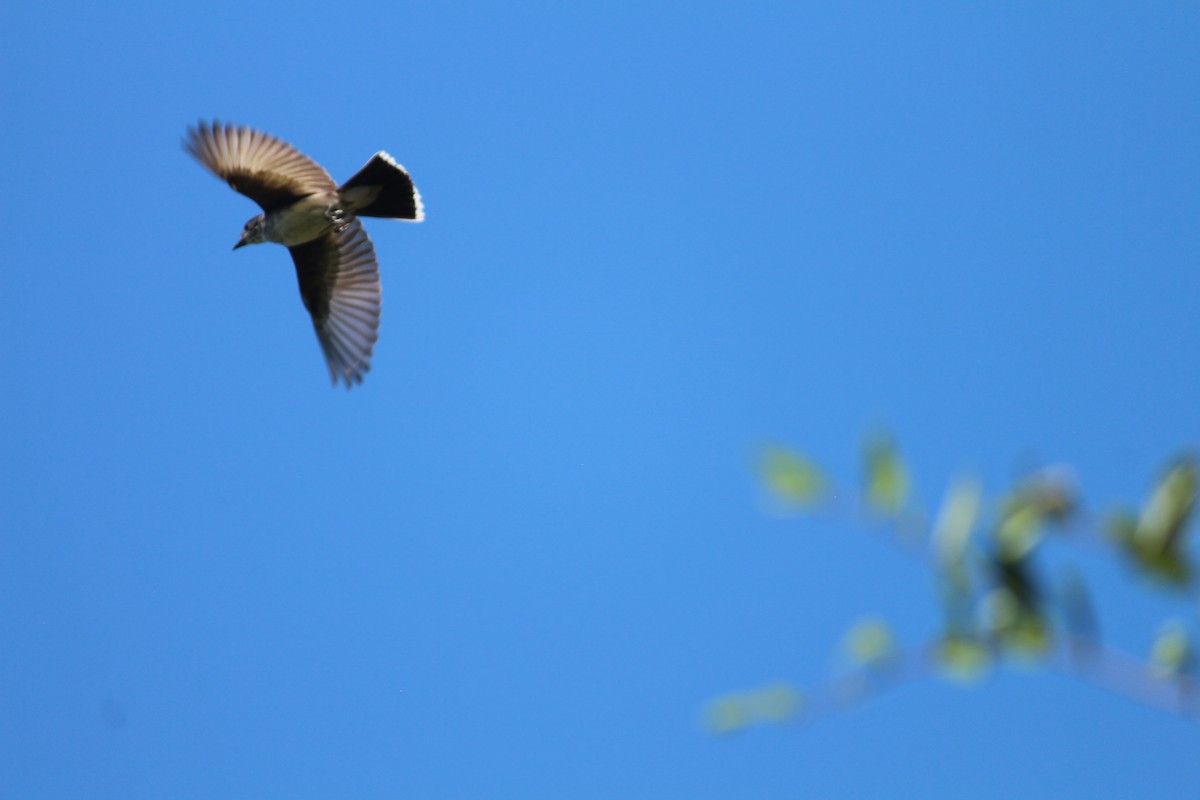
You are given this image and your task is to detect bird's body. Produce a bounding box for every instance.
[247,194,341,247]
[184,121,423,387]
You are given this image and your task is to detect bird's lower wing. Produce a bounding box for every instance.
[289,219,381,388]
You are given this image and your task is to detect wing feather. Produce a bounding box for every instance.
[288,219,381,387]
[185,121,337,212]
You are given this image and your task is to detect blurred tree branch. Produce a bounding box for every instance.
[704,435,1199,733]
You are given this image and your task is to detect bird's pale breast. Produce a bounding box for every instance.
[263,194,341,246]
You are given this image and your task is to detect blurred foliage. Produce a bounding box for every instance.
[932,477,981,573]
[862,432,911,517]
[759,446,829,510]
[706,436,1199,731]
[1108,458,1197,586]
[1149,621,1195,680]
[703,683,804,734]
[933,634,993,684]
[843,617,899,671]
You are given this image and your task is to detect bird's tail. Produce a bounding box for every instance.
[339,152,424,221]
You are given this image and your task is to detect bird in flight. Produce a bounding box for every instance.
[184,121,424,387]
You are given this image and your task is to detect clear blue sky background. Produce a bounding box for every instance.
[2,2,1198,797]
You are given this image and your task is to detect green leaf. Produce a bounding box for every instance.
[932,476,982,570]
[701,694,752,735]
[1139,458,1197,548]
[1112,457,1197,586]
[862,432,910,516]
[995,501,1045,562]
[984,548,1052,659]
[843,617,898,670]
[759,446,829,509]
[982,585,1052,659]
[934,634,992,684]
[1015,465,1078,525]
[995,466,1078,560]
[747,683,804,723]
[1149,620,1195,679]
[701,684,804,734]
[1133,458,1197,584]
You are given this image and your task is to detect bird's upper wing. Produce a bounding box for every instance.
[185,121,337,211]
[289,218,381,388]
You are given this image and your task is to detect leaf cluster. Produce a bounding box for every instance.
[705,437,1199,732]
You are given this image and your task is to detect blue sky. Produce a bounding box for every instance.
[2,2,1198,797]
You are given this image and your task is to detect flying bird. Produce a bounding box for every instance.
[184,121,423,387]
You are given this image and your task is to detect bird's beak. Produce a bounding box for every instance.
[233,235,248,251]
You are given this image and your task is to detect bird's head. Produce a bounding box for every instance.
[234,215,267,249]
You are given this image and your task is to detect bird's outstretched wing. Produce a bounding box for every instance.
[185,121,337,212]
[289,218,381,387]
